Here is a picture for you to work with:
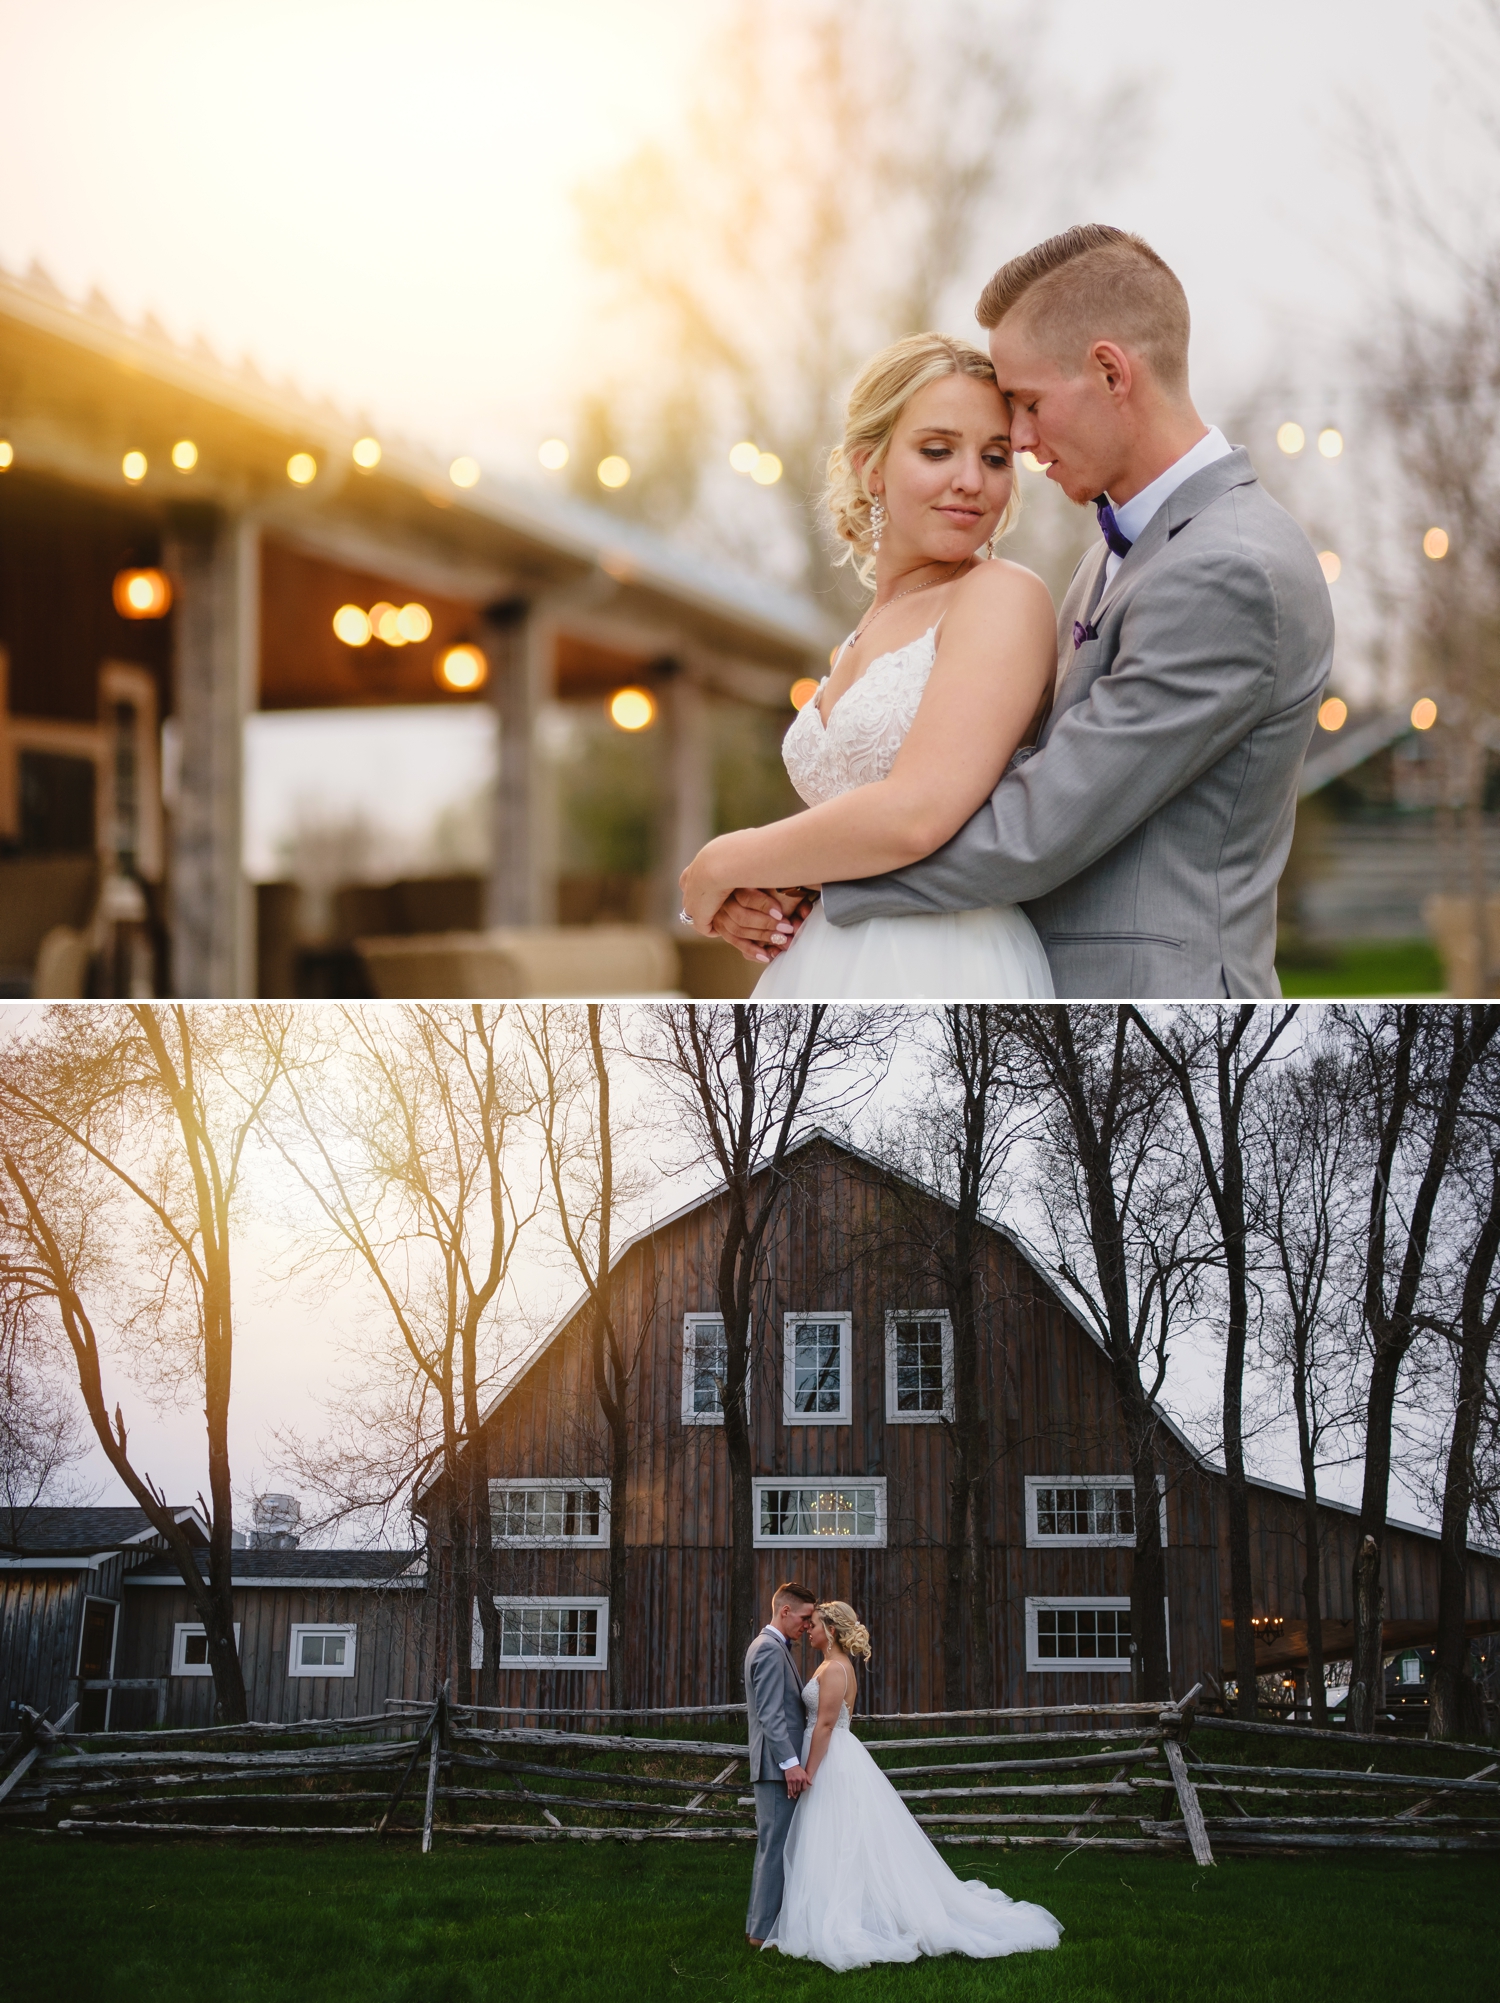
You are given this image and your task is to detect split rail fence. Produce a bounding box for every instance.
[3,1683,1498,1859]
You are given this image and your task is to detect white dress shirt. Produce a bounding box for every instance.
[1103,425,1232,582]
[760,1622,803,1769]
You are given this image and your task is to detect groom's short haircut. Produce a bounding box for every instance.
[976,225,1191,395]
[771,1582,816,1612]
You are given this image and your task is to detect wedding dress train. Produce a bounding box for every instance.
[751,624,1054,1001]
[763,1676,1063,1971]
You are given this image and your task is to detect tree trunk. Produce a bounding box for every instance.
[1124,1399,1170,1700]
[1349,1533,1384,1735]
[942,1463,972,1711]
[1296,1424,1328,1729]
[608,1413,630,1711]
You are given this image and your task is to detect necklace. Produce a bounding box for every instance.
[846,560,969,654]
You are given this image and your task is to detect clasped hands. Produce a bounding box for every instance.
[784,1762,812,1799]
[679,840,819,966]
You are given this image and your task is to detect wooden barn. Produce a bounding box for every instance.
[1,1507,426,1731]
[418,1132,1500,1716]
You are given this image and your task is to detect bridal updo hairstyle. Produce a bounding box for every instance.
[975,224,1192,397]
[816,1600,872,1663]
[825,331,1022,588]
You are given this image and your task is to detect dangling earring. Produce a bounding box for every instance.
[986,531,998,559]
[870,497,887,552]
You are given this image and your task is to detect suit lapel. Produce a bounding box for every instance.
[1053,542,1108,695]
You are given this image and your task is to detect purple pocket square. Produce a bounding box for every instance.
[1072,620,1096,650]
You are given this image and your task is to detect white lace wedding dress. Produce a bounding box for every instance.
[763,1673,1063,1971]
[751,624,1054,1000]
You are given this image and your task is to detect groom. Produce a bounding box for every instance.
[744,1582,815,1947]
[721,225,1334,998]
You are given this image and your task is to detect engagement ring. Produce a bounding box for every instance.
[678,908,693,925]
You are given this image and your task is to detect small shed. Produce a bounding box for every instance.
[0,1505,208,1730]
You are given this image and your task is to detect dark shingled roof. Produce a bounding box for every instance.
[124,1548,423,1587]
[0,1506,198,1556]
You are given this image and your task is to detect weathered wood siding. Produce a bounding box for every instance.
[461,1143,1227,1712]
[0,1555,125,1725]
[114,1581,429,1729]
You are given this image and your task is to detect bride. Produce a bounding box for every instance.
[678,332,1057,1000]
[764,1601,1062,1970]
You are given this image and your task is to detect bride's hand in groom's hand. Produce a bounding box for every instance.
[713,887,817,964]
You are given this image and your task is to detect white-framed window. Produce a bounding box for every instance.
[783,1312,852,1424]
[884,1310,954,1422]
[1025,1476,1167,1548]
[489,1478,611,1546]
[288,1623,357,1678]
[681,1314,729,1425]
[171,1622,241,1677]
[1398,1655,1422,1685]
[493,1595,609,1670]
[1025,1598,1133,1674]
[752,1476,887,1548]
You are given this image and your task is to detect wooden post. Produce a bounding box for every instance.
[1162,1738,1215,1867]
[422,1682,448,1855]
[163,508,257,996]
[482,598,541,927]
[377,1698,440,1836]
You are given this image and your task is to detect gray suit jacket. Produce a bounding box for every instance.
[744,1629,806,1782]
[820,448,1334,998]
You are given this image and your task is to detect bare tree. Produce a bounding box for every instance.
[644,1004,884,1682]
[1131,1005,1298,1718]
[1007,1006,1208,1702]
[264,1006,536,1706]
[0,1006,287,1722]
[519,1005,656,1710]
[863,1007,1033,1707]
[1252,1035,1364,1727]
[1341,1003,1500,1733]
[573,0,1134,603]
[0,1344,94,1532]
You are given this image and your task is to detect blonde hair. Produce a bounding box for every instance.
[975,225,1191,396]
[825,332,1021,587]
[816,1600,871,1663]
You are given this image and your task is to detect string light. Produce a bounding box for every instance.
[1423,527,1449,560]
[449,456,480,488]
[171,439,198,471]
[729,441,760,473]
[790,677,820,711]
[597,456,631,490]
[1276,422,1305,455]
[437,644,487,692]
[122,451,147,482]
[1317,697,1347,731]
[538,439,569,471]
[608,687,654,730]
[287,452,317,485]
[333,605,372,646]
[113,568,172,618]
[1317,427,1344,458]
[1411,696,1438,730]
[0,441,12,469]
[352,437,382,469]
[1318,551,1342,583]
[751,453,783,486]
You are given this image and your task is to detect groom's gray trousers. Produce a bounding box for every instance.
[747,1783,797,1940]
[820,448,1335,999]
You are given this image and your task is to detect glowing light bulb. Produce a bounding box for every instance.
[371,603,406,645]
[1317,697,1347,732]
[608,687,655,730]
[287,452,317,485]
[538,439,569,471]
[1317,427,1343,459]
[396,602,432,642]
[333,605,372,646]
[790,677,820,711]
[729,440,760,474]
[122,451,147,482]
[1276,422,1305,456]
[1410,696,1438,731]
[171,439,198,471]
[751,452,783,486]
[437,644,487,691]
[352,436,382,469]
[597,455,631,489]
[112,568,172,618]
[1318,550,1342,583]
[1423,527,1449,560]
[0,440,12,469]
[449,456,480,488]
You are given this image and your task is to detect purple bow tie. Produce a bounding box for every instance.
[1094,494,1132,561]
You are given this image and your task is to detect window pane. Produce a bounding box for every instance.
[894,1318,945,1411]
[184,1631,209,1664]
[499,1605,599,1660]
[324,1634,346,1666]
[300,1634,323,1666]
[1037,1606,1131,1661]
[496,1486,600,1541]
[793,1321,842,1413]
[759,1484,876,1540]
[692,1320,727,1414]
[1036,1483,1134,1537]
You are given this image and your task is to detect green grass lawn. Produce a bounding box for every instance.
[7,1834,1495,2003]
[1274,937,1445,998]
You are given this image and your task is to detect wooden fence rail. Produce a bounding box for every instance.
[3,1685,1495,1859]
